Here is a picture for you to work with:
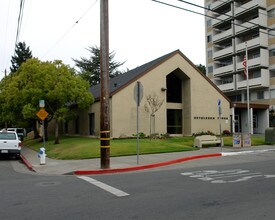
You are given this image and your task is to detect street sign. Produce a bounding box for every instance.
[39,100,45,108]
[36,108,48,120]
[134,81,143,106]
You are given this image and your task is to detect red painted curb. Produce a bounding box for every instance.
[74,153,222,175]
[20,155,35,172]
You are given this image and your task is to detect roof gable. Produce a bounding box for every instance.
[89,49,230,103]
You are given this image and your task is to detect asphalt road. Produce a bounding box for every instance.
[1,151,275,220]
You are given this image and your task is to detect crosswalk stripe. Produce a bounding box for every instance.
[77,176,130,197]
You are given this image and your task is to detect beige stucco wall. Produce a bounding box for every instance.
[111,64,167,138]
[110,53,230,137]
[66,52,231,138]
[170,54,231,135]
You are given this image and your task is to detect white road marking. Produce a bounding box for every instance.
[228,175,262,183]
[77,176,130,197]
[181,169,275,184]
[264,175,275,178]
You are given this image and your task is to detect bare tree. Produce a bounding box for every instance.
[144,93,164,138]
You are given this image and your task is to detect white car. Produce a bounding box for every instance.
[0,130,22,159]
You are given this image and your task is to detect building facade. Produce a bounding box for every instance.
[205,0,274,133]
[65,50,231,138]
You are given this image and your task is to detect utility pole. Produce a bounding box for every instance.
[100,0,110,169]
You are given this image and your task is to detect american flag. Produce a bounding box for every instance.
[243,55,247,79]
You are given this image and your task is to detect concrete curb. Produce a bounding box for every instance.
[74,153,222,175]
[20,155,35,172]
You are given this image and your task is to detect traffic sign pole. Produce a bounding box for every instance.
[218,99,222,152]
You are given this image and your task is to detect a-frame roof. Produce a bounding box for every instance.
[89,49,231,103]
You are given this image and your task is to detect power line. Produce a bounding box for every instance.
[215,0,272,18]
[15,0,25,51]
[177,0,274,33]
[42,0,98,59]
[152,0,275,38]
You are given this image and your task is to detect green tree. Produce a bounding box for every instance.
[196,64,206,75]
[10,42,33,73]
[73,45,125,86]
[1,58,94,144]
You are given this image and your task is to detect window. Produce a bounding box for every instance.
[257,91,264,100]
[207,50,213,59]
[166,72,182,103]
[269,49,275,57]
[206,19,211,27]
[208,66,213,73]
[268,9,275,18]
[251,70,261,79]
[271,89,275,98]
[221,76,233,84]
[270,70,275,78]
[167,109,182,134]
[207,35,212,43]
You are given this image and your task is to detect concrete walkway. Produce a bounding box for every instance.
[21,145,275,175]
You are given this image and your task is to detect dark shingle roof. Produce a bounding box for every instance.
[89,50,179,100]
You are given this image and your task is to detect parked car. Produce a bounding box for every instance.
[0,130,22,159]
[7,128,26,141]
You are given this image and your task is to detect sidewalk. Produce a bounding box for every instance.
[21,145,275,175]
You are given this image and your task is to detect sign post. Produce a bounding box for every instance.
[36,100,48,153]
[218,99,222,151]
[134,81,143,165]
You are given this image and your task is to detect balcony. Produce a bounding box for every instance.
[237,69,270,90]
[213,64,234,76]
[218,82,234,92]
[235,15,267,35]
[235,0,266,17]
[236,49,269,71]
[235,32,268,52]
[212,11,233,27]
[213,46,233,59]
[211,0,232,12]
[213,28,233,43]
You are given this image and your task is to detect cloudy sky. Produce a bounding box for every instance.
[0,0,205,79]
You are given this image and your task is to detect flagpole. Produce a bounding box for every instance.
[245,42,250,134]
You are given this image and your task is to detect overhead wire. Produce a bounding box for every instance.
[14,0,25,52]
[41,0,98,59]
[151,0,275,38]
[177,0,274,34]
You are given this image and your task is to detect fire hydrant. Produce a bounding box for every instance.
[38,147,46,165]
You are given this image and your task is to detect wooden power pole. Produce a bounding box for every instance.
[100,0,110,169]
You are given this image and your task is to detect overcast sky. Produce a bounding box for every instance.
[0,0,205,79]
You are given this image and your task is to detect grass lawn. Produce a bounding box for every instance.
[23,135,265,160]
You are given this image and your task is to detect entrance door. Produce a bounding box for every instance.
[167,109,182,134]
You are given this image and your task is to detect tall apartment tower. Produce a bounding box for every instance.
[205,0,275,134]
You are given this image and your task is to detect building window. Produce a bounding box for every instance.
[166,72,182,103]
[271,89,275,98]
[257,91,264,100]
[208,66,213,73]
[251,70,261,79]
[221,76,233,84]
[167,109,182,134]
[270,70,275,78]
[268,9,275,18]
[269,49,275,57]
[207,35,212,43]
[206,19,211,27]
[207,50,213,59]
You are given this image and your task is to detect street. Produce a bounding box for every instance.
[0,151,275,220]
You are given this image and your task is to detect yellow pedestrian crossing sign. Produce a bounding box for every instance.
[36,108,48,120]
